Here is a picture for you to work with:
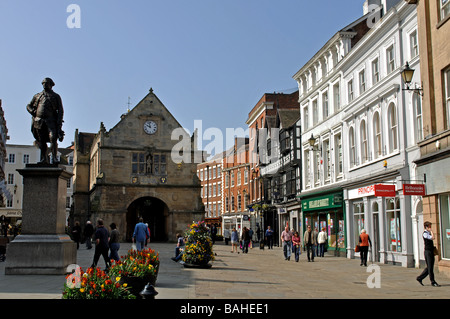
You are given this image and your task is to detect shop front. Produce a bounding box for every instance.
[222,212,256,241]
[0,210,22,236]
[416,154,450,276]
[301,191,345,256]
[345,181,415,268]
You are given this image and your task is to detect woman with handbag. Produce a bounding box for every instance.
[358,229,371,266]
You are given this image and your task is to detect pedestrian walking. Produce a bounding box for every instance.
[248,228,254,249]
[144,223,151,246]
[230,227,239,253]
[281,226,292,261]
[241,227,250,254]
[303,225,318,262]
[358,229,372,266]
[71,221,82,250]
[417,221,441,287]
[84,221,94,250]
[292,231,301,262]
[314,227,319,257]
[132,218,150,251]
[265,226,274,249]
[91,219,110,270]
[108,222,120,262]
[210,224,218,245]
[317,227,328,257]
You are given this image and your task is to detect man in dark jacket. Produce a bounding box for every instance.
[91,219,110,270]
[417,221,440,287]
[84,221,94,249]
[241,227,250,254]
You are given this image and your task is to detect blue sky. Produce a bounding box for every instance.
[0,0,364,151]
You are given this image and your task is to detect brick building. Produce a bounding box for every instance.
[222,138,252,238]
[412,0,450,276]
[197,152,224,233]
[245,90,299,244]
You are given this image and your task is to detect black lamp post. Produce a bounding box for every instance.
[308,134,321,153]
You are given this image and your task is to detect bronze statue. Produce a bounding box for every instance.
[26,78,65,164]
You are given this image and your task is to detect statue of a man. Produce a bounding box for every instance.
[26,78,65,164]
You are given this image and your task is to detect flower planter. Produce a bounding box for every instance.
[182,221,215,269]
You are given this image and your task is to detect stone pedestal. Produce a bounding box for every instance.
[5,164,77,275]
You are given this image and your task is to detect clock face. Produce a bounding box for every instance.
[143,120,157,135]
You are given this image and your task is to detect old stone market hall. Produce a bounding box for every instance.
[71,88,205,242]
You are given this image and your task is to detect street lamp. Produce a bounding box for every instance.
[401,62,423,96]
[308,134,321,152]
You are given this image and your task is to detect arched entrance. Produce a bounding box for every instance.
[126,197,169,242]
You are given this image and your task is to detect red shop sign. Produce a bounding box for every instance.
[374,184,396,197]
[403,184,426,196]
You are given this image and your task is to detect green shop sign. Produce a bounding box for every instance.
[302,193,343,212]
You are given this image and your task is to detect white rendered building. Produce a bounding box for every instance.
[293,0,422,267]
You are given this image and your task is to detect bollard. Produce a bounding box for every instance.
[139,283,158,299]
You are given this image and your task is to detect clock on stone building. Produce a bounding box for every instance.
[143,120,157,135]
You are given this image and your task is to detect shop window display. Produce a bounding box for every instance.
[440,195,450,259]
[386,198,401,252]
[353,202,365,246]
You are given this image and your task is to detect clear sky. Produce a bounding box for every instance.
[0,0,364,152]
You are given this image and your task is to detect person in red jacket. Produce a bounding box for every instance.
[359,229,372,266]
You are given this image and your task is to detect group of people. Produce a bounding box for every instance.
[230,227,254,254]
[75,218,442,288]
[70,217,153,270]
[280,225,328,262]
[71,219,121,270]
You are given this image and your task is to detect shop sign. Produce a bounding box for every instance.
[0,211,22,217]
[403,184,426,196]
[349,184,397,199]
[302,193,343,212]
[374,184,396,197]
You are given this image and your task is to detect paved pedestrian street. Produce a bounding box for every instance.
[0,241,448,301]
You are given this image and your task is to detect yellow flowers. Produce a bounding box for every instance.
[115,277,121,282]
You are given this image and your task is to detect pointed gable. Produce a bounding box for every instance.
[102,88,190,149]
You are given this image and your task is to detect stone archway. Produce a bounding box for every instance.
[126,196,169,242]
